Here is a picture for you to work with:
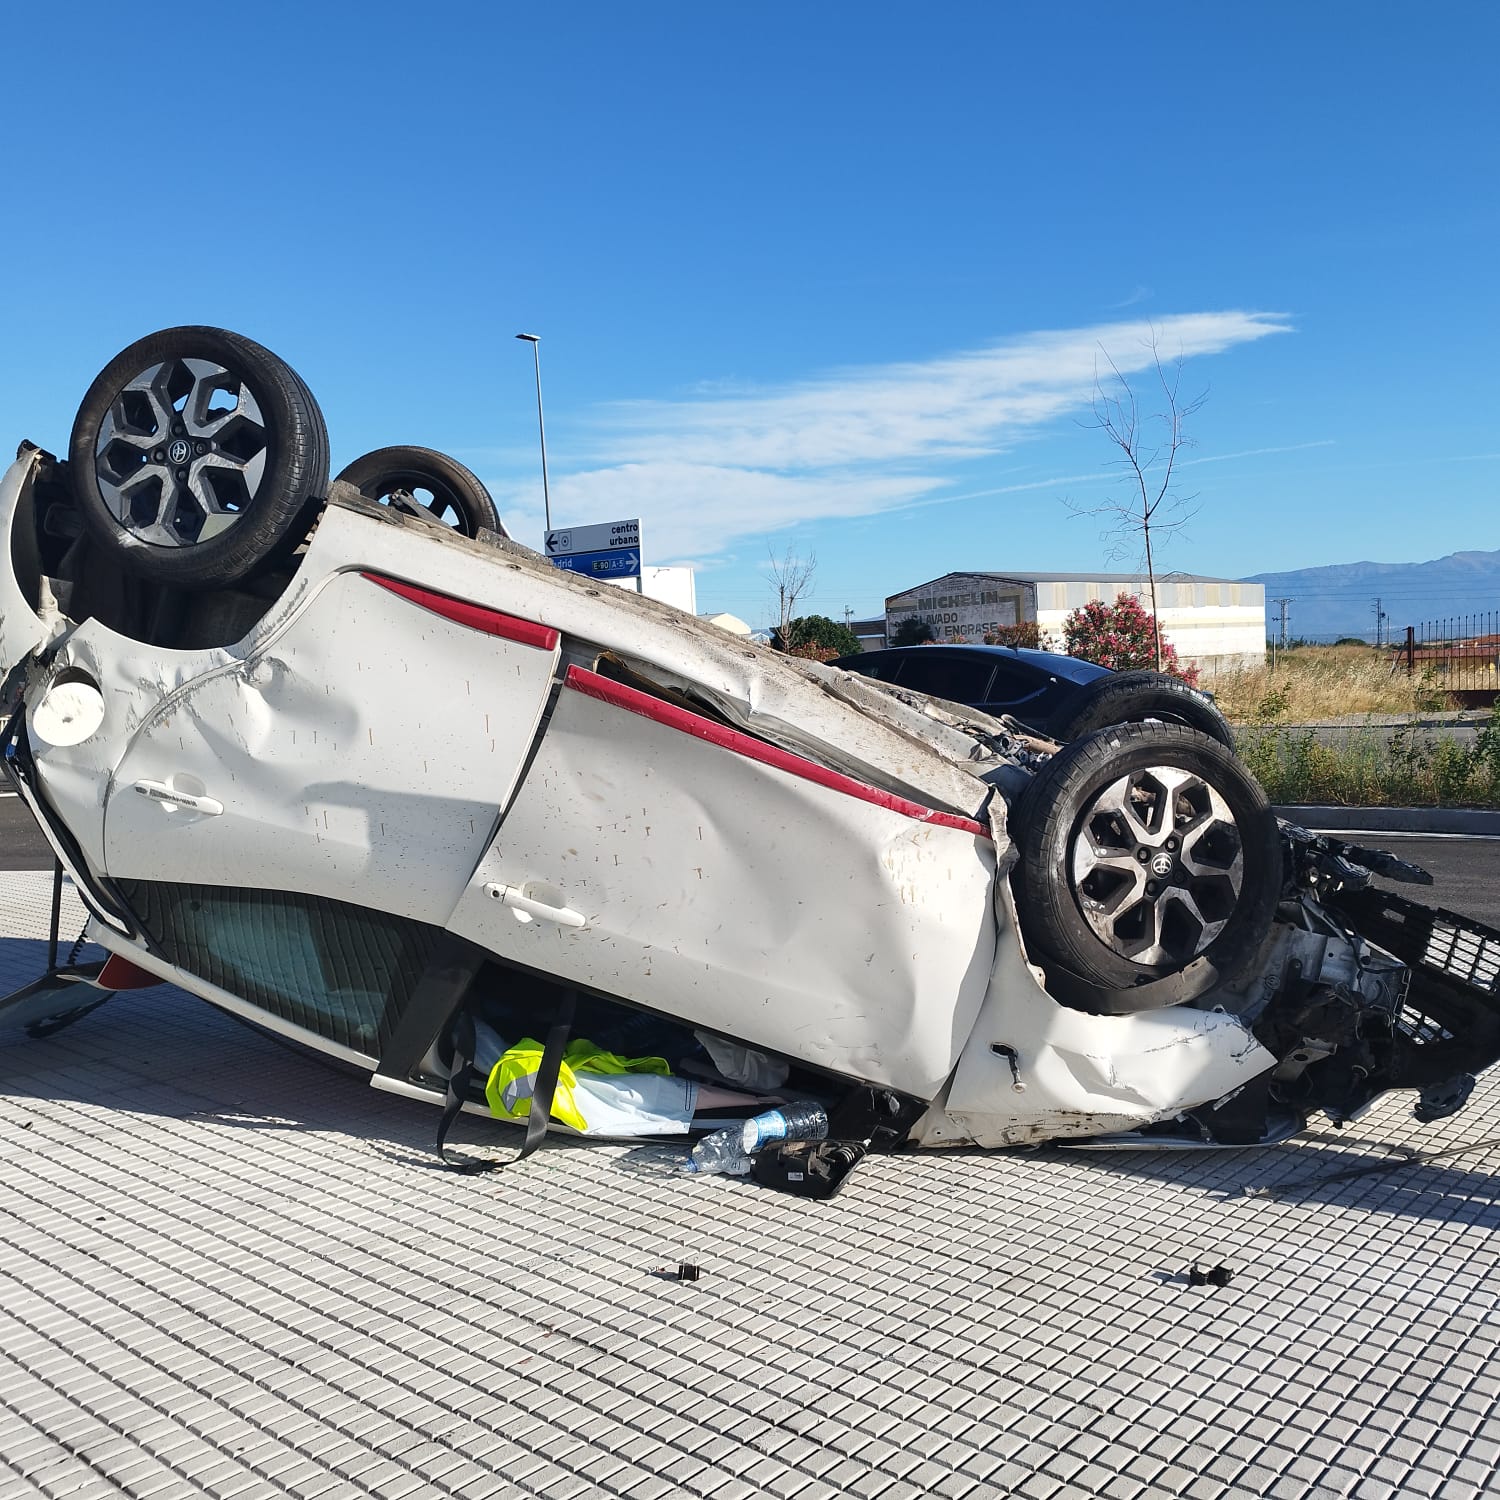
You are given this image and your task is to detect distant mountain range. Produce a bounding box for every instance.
[1243,548,1500,642]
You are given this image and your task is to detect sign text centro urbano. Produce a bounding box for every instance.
[545,518,642,580]
[545,518,640,559]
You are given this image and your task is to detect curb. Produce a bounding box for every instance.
[1274,805,1500,836]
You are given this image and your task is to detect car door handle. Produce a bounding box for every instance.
[484,883,586,928]
[132,780,224,816]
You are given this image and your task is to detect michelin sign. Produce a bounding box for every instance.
[885,572,1030,642]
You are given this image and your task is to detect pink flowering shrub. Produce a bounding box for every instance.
[1062,593,1201,687]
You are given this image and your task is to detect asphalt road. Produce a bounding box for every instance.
[1362,832,1500,928]
[4,789,1497,927]
[1,794,51,870]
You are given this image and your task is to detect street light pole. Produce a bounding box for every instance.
[515,333,552,533]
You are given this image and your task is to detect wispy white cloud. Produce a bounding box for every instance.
[1181,439,1335,467]
[490,462,952,563]
[492,311,1292,561]
[592,311,1290,470]
[884,442,1338,515]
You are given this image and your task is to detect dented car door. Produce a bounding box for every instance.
[448,662,1001,1096]
[102,566,561,927]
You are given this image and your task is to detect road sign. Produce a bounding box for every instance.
[550,548,642,579]
[545,518,640,559]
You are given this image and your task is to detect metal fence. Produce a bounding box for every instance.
[1402,611,1500,702]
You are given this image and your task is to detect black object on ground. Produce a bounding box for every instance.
[649,1263,703,1282]
[751,1140,867,1198]
[1188,1263,1236,1287]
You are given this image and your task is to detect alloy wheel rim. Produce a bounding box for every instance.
[93,358,269,547]
[1069,764,1246,968]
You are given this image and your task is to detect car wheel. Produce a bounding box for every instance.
[1012,722,1281,1013]
[1054,670,1234,749]
[67,326,330,588]
[335,446,505,538]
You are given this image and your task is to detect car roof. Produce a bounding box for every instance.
[842,644,1112,686]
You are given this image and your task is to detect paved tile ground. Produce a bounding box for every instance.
[2,870,1499,1500]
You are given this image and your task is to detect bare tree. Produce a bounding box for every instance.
[765,544,818,645]
[1066,333,1205,670]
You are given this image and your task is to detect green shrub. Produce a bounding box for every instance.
[1239,706,1500,807]
[1252,682,1292,725]
[890,616,935,647]
[776,614,864,659]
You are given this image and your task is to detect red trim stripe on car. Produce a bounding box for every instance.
[361,574,560,651]
[563,665,990,838]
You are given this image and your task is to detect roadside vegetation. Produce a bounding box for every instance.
[1212,643,1500,807]
[1239,711,1500,807]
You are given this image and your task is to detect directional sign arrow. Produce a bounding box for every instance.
[545,518,638,558]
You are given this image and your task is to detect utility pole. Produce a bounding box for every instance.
[1272,596,1293,651]
[1371,596,1386,648]
[843,606,854,627]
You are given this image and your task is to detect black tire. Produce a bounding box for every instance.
[335,446,504,538]
[1011,722,1281,1013]
[1053,670,1234,749]
[67,326,330,588]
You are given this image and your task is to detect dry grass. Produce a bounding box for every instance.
[1200,644,1446,723]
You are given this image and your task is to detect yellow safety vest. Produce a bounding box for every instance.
[486,1038,673,1132]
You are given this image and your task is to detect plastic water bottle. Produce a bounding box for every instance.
[682,1124,753,1176]
[741,1103,829,1152]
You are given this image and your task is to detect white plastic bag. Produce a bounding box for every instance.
[693,1030,790,1091]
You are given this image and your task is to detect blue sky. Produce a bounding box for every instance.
[1,3,1496,628]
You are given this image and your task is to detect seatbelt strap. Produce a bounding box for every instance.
[435,988,577,1172]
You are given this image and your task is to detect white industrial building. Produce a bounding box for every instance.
[606,565,697,613]
[885,571,1266,673]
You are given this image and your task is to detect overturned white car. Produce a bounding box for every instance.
[4,328,1498,1185]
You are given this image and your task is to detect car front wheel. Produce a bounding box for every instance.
[1012,722,1281,1013]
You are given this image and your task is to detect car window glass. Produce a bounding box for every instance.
[115,880,438,1058]
[896,655,995,703]
[982,660,1046,704]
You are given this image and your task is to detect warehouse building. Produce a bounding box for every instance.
[884,571,1266,673]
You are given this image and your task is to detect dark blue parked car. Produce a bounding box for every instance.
[832,644,1234,747]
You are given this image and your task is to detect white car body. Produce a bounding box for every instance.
[0,445,1283,1144]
